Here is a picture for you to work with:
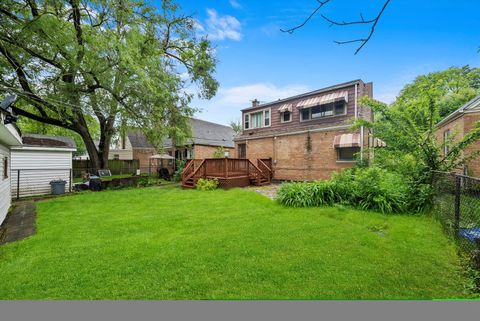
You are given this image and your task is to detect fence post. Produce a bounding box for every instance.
[16,169,20,200]
[454,175,461,236]
[69,169,72,192]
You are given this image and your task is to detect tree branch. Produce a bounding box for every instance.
[281,0,392,54]
[280,0,332,34]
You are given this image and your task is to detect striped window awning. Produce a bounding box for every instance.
[333,133,361,148]
[278,103,292,112]
[297,90,349,109]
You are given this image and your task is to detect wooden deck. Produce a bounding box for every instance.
[181,158,272,189]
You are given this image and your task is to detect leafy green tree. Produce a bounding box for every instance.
[229,119,242,135]
[0,0,218,172]
[213,146,226,158]
[396,66,480,120]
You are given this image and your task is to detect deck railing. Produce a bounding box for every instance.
[181,158,271,188]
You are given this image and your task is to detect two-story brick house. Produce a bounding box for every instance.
[234,79,374,181]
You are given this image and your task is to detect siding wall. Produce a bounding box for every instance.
[10,149,73,198]
[0,144,11,226]
[240,82,373,137]
[108,148,134,160]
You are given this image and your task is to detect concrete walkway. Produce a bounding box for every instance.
[0,201,36,245]
[244,183,282,200]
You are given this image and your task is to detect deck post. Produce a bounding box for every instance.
[454,175,461,237]
[225,158,228,178]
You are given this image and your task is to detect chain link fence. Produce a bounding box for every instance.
[432,171,480,278]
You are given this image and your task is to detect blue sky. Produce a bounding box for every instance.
[169,0,480,125]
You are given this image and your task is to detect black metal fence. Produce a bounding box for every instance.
[432,171,480,261]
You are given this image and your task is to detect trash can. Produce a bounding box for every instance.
[50,179,67,195]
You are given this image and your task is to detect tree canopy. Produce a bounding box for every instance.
[0,0,218,171]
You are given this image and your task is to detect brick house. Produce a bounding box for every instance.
[234,80,374,181]
[436,95,480,178]
[112,118,236,172]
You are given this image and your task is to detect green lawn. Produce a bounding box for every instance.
[0,187,471,299]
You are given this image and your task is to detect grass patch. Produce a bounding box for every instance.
[0,187,472,299]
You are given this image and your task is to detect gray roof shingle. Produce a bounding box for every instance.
[127,118,236,149]
[22,134,77,149]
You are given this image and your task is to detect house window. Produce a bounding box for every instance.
[337,147,360,162]
[3,157,8,179]
[443,130,451,156]
[281,111,291,123]
[238,143,246,159]
[113,154,120,160]
[301,101,346,121]
[244,109,271,130]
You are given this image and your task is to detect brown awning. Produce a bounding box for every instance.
[297,90,349,109]
[333,133,361,148]
[278,103,292,112]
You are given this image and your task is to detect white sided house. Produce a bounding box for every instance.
[11,134,76,198]
[0,100,22,226]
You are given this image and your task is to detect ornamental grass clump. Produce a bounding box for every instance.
[277,167,414,214]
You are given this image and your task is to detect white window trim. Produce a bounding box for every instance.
[280,111,292,123]
[300,101,347,123]
[243,108,271,130]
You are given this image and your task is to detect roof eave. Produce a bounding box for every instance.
[240,79,363,112]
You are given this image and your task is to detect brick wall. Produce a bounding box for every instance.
[193,145,235,159]
[436,113,480,178]
[237,128,362,181]
[463,114,480,178]
[132,148,155,171]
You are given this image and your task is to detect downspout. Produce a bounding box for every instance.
[355,83,364,161]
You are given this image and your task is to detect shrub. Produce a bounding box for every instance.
[196,178,219,191]
[278,167,416,214]
[213,146,226,158]
[173,160,186,182]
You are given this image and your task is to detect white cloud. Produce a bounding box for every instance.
[205,9,242,41]
[229,0,242,9]
[217,83,310,106]
[193,83,311,125]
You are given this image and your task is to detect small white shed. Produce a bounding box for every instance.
[10,134,77,198]
[0,106,22,226]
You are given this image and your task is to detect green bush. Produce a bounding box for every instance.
[196,178,219,191]
[173,160,186,182]
[277,167,418,214]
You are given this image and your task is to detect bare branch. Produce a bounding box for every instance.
[281,0,392,54]
[280,0,332,34]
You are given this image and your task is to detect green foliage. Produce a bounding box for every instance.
[354,67,480,212]
[173,160,186,182]
[137,176,163,188]
[213,146,226,158]
[0,0,218,168]
[229,119,242,135]
[196,178,219,191]
[278,167,430,214]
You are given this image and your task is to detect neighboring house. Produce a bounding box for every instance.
[10,134,77,198]
[0,96,22,226]
[234,80,374,181]
[112,118,236,172]
[436,95,480,178]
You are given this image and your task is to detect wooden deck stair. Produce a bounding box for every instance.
[181,158,272,189]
